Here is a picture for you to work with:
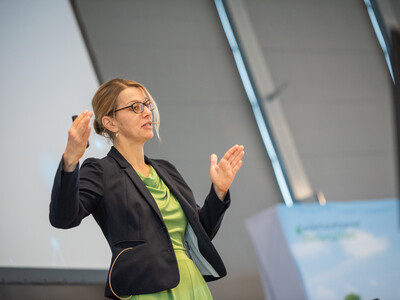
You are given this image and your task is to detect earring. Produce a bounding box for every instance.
[116,132,119,137]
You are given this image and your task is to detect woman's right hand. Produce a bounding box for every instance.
[63,110,93,172]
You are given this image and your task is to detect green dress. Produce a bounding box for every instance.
[124,166,213,300]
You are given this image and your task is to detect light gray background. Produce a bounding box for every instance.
[0,0,110,270]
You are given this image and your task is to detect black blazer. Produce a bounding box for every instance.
[50,146,230,298]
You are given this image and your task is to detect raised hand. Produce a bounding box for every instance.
[63,110,93,172]
[210,145,245,201]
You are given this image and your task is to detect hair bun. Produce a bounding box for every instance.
[93,118,103,135]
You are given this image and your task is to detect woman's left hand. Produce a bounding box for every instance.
[210,145,245,201]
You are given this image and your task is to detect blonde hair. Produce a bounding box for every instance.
[92,78,160,140]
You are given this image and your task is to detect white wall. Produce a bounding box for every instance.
[246,0,396,202]
[0,0,110,269]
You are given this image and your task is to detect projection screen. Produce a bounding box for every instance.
[0,0,111,270]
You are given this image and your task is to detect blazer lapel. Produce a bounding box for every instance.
[124,167,164,222]
[107,147,197,224]
[107,147,164,223]
[147,157,197,220]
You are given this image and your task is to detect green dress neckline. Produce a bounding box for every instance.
[137,165,187,252]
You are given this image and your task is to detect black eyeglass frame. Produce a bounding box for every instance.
[114,98,154,114]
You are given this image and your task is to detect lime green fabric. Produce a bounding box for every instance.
[138,166,187,252]
[124,166,212,300]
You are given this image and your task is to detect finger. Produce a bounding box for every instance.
[72,110,89,128]
[232,160,243,175]
[230,149,245,166]
[210,154,218,168]
[225,145,244,164]
[231,152,244,170]
[223,144,240,161]
[75,111,93,136]
[229,145,244,159]
[82,124,92,143]
[70,111,88,137]
[68,116,92,149]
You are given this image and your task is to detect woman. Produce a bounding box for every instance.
[50,78,244,299]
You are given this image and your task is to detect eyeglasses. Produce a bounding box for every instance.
[114,98,154,114]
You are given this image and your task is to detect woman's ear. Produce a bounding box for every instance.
[102,116,118,134]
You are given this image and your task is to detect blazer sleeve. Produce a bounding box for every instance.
[199,184,231,240]
[49,156,104,229]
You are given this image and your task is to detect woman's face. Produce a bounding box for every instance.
[114,87,154,144]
